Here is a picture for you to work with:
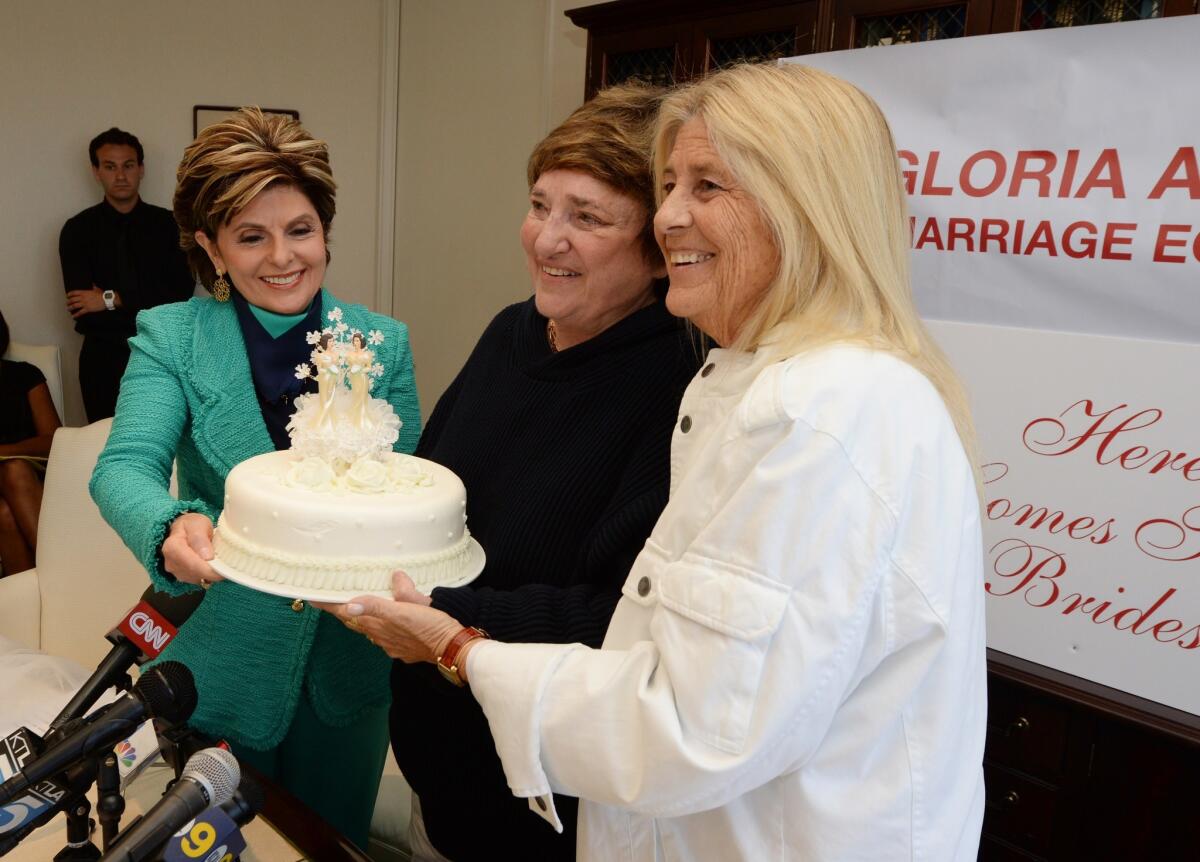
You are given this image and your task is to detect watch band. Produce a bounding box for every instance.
[436,626,489,687]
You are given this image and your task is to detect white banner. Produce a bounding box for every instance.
[790,18,1200,713]
[791,17,1200,345]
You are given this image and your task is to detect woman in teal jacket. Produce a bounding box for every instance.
[90,108,419,847]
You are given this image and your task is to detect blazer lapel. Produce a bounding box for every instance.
[187,298,274,476]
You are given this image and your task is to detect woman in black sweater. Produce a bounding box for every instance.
[384,86,700,860]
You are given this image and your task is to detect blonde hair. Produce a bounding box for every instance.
[528,83,666,262]
[174,107,336,290]
[654,64,979,484]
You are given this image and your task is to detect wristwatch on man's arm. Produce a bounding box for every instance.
[102,289,116,311]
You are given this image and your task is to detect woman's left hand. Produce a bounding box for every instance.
[314,594,462,665]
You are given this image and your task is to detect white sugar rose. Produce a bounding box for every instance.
[344,457,390,493]
[287,456,336,492]
[387,454,433,490]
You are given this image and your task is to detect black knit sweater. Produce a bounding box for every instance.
[390,297,701,860]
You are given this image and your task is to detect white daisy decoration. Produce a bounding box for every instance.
[327,307,344,323]
[369,362,385,377]
[305,331,321,346]
[368,330,384,346]
[294,363,312,380]
[335,321,349,334]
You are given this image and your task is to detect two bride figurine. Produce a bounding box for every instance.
[295,308,384,428]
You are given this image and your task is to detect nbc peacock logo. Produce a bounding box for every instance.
[116,741,137,768]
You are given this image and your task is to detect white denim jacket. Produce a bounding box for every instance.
[469,343,987,861]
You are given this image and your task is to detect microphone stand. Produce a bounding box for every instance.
[95,751,125,851]
[54,778,101,862]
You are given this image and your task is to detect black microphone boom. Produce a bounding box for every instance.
[0,663,196,808]
[48,587,203,735]
[98,748,239,862]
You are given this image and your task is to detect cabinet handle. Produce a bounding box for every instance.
[1004,790,1021,808]
[1006,716,1031,736]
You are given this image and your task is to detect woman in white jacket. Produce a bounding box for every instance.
[328,64,988,862]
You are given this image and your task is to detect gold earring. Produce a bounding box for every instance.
[212,271,231,302]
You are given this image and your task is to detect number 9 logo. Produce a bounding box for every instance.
[180,821,216,857]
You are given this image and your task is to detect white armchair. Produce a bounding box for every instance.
[3,341,65,424]
[0,419,145,665]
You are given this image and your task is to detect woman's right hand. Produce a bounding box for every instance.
[162,513,224,586]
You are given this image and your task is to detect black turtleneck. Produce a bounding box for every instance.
[58,198,194,338]
[230,290,323,451]
[390,296,703,861]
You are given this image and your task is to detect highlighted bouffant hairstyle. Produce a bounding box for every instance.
[173,107,336,291]
[527,83,666,262]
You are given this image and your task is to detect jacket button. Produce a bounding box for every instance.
[535,796,548,811]
[680,416,692,433]
[701,363,715,377]
[637,576,651,597]
[291,599,305,612]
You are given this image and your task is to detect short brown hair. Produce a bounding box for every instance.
[173,107,336,290]
[527,83,665,261]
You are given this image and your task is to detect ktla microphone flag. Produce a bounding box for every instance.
[792,16,1200,716]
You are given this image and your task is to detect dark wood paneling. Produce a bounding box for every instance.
[831,0,995,50]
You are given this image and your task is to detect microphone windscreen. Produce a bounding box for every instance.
[133,662,197,725]
[182,747,240,808]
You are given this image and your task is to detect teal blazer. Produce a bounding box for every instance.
[90,291,420,749]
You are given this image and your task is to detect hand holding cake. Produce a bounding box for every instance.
[160,511,223,587]
[315,572,458,664]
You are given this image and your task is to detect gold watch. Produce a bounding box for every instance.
[436,626,489,687]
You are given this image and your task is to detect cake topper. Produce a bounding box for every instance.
[288,307,399,464]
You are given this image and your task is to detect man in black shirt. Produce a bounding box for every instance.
[59,127,195,421]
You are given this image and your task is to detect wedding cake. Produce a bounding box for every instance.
[212,308,478,595]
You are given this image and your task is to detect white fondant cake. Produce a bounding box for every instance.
[212,307,479,595]
[214,451,472,592]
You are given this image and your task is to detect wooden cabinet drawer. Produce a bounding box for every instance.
[982,763,1060,856]
[986,678,1071,780]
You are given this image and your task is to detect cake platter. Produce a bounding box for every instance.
[209,537,486,604]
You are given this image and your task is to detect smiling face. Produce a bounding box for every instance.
[520,169,663,347]
[92,144,144,208]
[655,118,779,346]
[194,183,326,314]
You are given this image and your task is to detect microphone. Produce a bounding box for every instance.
[49,587,204,735]
[157,777,263,862]
[0,728,103,854]
[0,727,62,847]
[0,663,197,807]
[98,748,239,862]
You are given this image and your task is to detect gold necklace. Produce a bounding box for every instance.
[547,319,559,352]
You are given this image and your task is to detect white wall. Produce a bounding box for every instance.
[392,0,587,418]
[0,0,390,425]
[0,0,588,426]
